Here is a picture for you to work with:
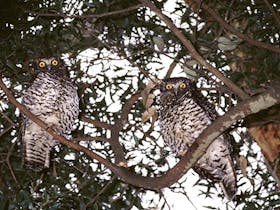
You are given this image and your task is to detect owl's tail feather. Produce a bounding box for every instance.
[21,122,54,171]
[24,151,51,172]
[24,159,47,172]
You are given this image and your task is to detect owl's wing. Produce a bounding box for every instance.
[56,81,80,134]
[190,85,218,121]
[193,137,237,200]
[190,84,237,200]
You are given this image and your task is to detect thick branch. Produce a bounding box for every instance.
[138,0,249,100]
[1,75,279,189]
[196,0,280,53]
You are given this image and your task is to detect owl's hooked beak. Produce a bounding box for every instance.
[173,88,179,97]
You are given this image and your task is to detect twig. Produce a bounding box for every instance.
[262,0,280,30]
[0,112,15,138]
[27,4,142,20]
[125,55,159,85]
[81,91,142,165]
[61,159,85,174]
[165,58,179,79]
[0,124,13,138]
[85,176,117,207]
[138,0,249,100]
[0,111,15,125]
[90,33,158,84]
[119,91,142,123]
[159,190,172,210]
[144,47,200,79]
[81,116,112,130]
[6,142,18,183]
[196,0,280,54]
[73,136,109,142]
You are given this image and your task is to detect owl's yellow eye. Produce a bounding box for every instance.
[38,61,46,68]
[179,83,187,89]
[51,59,59,66]
[165,84,172,90]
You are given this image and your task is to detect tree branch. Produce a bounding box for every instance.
[138,0,249,100]
[110,91,142,165]
[1,75,279,189]
[89,32,158,84]
[195,0,280,53]
[27,4,142,20]
[73,136,109,142]
[81,116,113,130]
[0,111,16,138]
[262,0,280,30]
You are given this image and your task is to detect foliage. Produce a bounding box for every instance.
[0,0,279,209]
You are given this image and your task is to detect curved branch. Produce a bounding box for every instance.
[119,91,142,123]
[196,0,280,53]
[110,91,142,165]
[138,0,249,100]
[1,75,279,189]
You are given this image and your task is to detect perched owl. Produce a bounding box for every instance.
[159,77,237,200]
[21,57,79,171]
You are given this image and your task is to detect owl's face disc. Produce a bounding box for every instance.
[160,77,192,100]
[36,57,62,71]
[32,57,68,77]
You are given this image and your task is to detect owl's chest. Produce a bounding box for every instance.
[160,99,211,150]
[23,73,79,130]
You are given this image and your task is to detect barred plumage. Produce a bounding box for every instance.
[21,57,79,171]
[159,77,237,200]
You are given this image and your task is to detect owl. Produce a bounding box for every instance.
[159,77,237,200]
[21,57,79,171]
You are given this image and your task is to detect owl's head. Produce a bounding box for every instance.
[32,57,68,77]
[160,77,195,102]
